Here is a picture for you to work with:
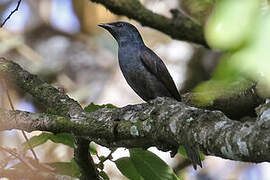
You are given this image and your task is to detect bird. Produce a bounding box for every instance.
[98,21,202,169]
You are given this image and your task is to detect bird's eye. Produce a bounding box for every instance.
[116,23,123,27]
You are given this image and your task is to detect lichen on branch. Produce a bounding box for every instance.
[0,58,269,165]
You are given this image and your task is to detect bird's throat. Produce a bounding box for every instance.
[118,39,144,48]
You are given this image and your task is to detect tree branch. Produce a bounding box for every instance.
[89,0,207,47]
[0,58,92,179]
[0,98,269,163]
[0,146,37,171]
[1,0,22,27]
[0,59,268,165]
[74,138,99,180]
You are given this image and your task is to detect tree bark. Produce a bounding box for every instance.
[0,59,269,165]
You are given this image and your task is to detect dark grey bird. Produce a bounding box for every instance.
[98,21,202,169]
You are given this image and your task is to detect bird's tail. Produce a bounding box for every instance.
[184,144,202,170]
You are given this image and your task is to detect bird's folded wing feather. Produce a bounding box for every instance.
[140,47,181,101]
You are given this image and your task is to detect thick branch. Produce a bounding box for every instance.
[74,138,99,180]
[90,0,207,46]
[1,98,270,163]
[0,59,268,165]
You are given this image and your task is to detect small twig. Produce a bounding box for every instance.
[2,80,55,173]
[1,0,22,27]
[99,151,113,165]
[2,79,39,162]
[20,130,39,161]
[173,159,192,173]
[5,81,14,110]
[0,146,36,171]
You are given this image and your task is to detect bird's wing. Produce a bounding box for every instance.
[140,47,181,101]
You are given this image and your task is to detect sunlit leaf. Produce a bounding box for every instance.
[193,54,253,106]
[205,0,259,50]
[230,10,270,96]
[89,141,97,155]
[193,78,252,106]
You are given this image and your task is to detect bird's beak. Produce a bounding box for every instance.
[98,23,114,30]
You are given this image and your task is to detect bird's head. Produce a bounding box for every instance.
[98,21,144,46]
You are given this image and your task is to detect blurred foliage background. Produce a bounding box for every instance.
[0,0,270,179]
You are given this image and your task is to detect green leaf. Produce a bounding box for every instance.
[84,103,117,112]
[228,11,270,94]
[49,133,74,148]
[23,132,52,150]
[115,157,144,180]
[178,146,205,161]
[89,141,97,155]
[48,159,80,177]
[193,55,253,106]
[99,171,110,180]
[205,0,259,50]
[23,132,74,150]
[129,148,180,180]
[177,146,188,159]
[99,156,106,162]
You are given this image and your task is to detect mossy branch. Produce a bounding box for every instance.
[1,98,270,163]
[90,0,207,47]
[0,59,269,165]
